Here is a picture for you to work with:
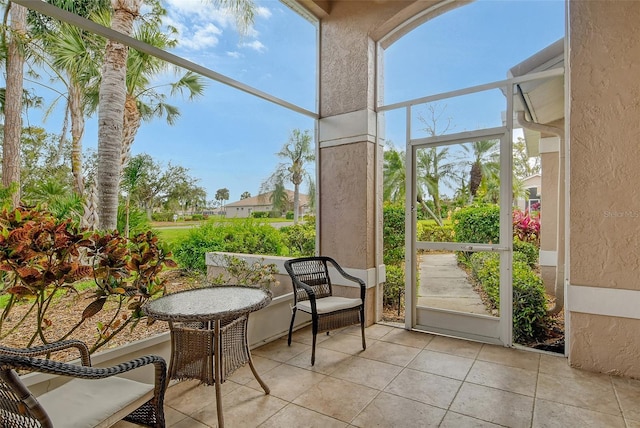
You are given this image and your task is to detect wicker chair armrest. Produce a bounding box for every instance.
[0,340,91,367]
[0,354,167,386]
[326,257,366,301]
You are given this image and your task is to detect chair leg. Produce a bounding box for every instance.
[360,308,366,350]
[288,308,297,346]
[311,317,318,366]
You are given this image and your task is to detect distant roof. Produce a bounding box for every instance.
[226,189,309,208]
[509,38,565,157]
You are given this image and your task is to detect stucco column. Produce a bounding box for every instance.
[567,1,640,377]
[316,3,389,324]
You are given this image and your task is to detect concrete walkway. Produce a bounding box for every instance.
[417,253,490,315]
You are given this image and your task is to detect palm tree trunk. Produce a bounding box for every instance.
[2,3,27,208]
[97,0,140,231]
[293,183,300,224]
[69,83,85,196]
[121,93,141,171]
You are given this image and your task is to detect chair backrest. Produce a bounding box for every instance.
[284,257,333,302]
[0,365,51,428]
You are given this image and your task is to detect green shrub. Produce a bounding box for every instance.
[117,205,151,236]
[152,212,175,222]
[252,211,269,218]
[451,204,500,244]
[469,252,548,343]
[285,211,294,220]
[192,214,204,221]
[383,203,405,265]
[174,220,283,272]
[417,221,455,242]
[280,222,315,256]
[513,237,538,267]
[384,263,405,307]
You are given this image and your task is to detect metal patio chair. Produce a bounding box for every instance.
[0,339,167,428]
[284,256,366,365]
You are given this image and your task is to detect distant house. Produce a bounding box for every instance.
[515,174,541,212]
[225,190,310,219]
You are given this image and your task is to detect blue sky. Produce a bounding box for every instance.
[20,0,565,204]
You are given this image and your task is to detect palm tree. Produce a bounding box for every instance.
[30,0,109,197]
[463,139,499,201]
[383,143,442,225]
[261,129,314,224]
[416,146,457,221]
[96,0,255,230]
[2,2,27,208]
[240,191,251,200]
[96,0,140,231]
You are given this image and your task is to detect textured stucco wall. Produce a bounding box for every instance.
[569,1,640,289]
[570,313,640,378]
[540,151,559,295]
[568,0,640,376]
[319,142,376,269]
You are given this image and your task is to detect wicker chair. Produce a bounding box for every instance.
[284,256,366,365]
[0,339,167,428]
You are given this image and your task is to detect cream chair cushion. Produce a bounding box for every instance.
[297,296,362,314]
[38,376,154,428]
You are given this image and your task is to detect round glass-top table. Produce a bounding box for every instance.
[143,286,272,428]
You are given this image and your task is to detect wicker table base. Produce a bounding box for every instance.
[143,286,272,428]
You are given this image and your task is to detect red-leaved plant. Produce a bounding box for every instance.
[0,206,176,353]
[512,209,540,246]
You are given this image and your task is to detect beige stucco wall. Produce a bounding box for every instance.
[568,0,640,377]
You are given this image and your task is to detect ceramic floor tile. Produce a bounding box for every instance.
[407,349,474,380]
[532,397,625,428]
[425,335,483,359]
[626,419,640,428]
[466,360,538,396]
[168,416,209,428]
[251,338,309,363]
[330,356,403,390]
[384,368,461,409]
[351,391,446,427]
[164,406,190,426]
[165,379,236,417]
[477,344,540,371]
[292,377,378,423]
[317,331,369,355]
[286,346,353,375]
[259,403,348,428]
[539,353,584,379]
[343,323,395,340]
[358,340,421,367]
[227,355,281,385]
[537,372,620,415]
[611,375,640,421]
[244,363,326,402]
[189,384,287,427]
[450,382,533,428]
[379,327,435,348]
[289,325,333,346]
[439,411,504,427]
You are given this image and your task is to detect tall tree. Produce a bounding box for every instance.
[261,129,314,224]
[30,0,109,196]
[215,187,229,212]
[416,146,457,220]
[2,2,27,208]
[96,0,255,230]
[463,139,499,201]
[96,0,140,231]
[382,142,442,225]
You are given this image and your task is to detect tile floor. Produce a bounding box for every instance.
[115,324,640,427]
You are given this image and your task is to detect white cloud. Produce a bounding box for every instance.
[163,0,271,52]
[255,6,272,19]
[241,40,266,53]
[226,51,242,59]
